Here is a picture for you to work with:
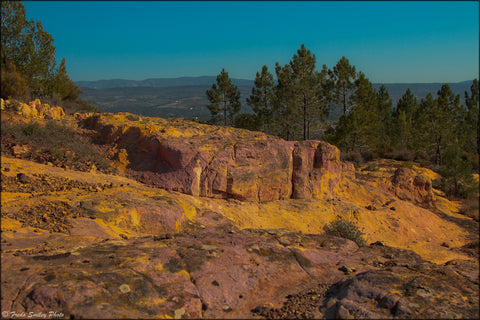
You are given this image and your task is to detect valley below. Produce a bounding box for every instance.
[1,101,478,319]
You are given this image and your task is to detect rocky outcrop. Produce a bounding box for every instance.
[390,167,435,206]
[2,98,65,119]
[291,140,348,199]
[81,113,353,202]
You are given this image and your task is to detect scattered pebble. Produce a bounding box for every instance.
[119,284,131,293]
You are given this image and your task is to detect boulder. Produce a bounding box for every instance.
[391,167,435,206]
[28,99,44,118]
[11,145,30,157]
[44,104,65,119]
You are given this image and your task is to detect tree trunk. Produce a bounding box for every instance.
[435,135,442,166]
[223,99,227,126]
[303,96,307,140]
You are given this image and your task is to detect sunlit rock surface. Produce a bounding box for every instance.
[1,111,478,319]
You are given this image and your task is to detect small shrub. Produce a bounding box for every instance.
[360,150,375,162]
[342,151,364,167]
[401,161,414,169]
[76,99,102,113]
[48,146,64,160]
[459,194,479,221]
[126,114,140,122]
[393,148,415,161]
[324,218,367,247]
[362,163,378,172]
[21,122,43,136]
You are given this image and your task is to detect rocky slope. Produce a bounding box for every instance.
[1,106,478,319]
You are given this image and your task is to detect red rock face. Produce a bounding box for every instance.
[291,140,344,200]
[82,114,352,202]
[390,167,435,207]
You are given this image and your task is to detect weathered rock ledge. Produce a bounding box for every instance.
[80,113,354,202]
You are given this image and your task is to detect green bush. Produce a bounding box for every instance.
[401,161,414,169]
[76,99,102,113]
[459,194,479,221]
[48,146,64,160]
[0,62,29,99]
[324,218,367,247]
[21,122,43,136]
[362,163,379,172]
[393,148,416,161]
[341,151,364,168]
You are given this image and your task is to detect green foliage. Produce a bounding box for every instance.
[329,56,357,116]
[51,58,83,101]
[272,44,330,140]
[272,62,300,140]
[206,68,241,126]
[1,1,81,103]
[247,65,275,134]
[21,122,43,137]
[459,194,479,222]
[234,113,260,131]
[438,144,478,199]
[324,218,366,247]
[0,61,29,99]
[392,89,419,150]
[463,79,479,155]
[48,146,64,160]
[401,161,414,169]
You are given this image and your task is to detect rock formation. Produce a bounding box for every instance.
[1,110,478,319]
[1,98,65,119]
[390,167,436,206]
[80,113,353,202]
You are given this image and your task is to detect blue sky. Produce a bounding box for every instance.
[22,1,479,83]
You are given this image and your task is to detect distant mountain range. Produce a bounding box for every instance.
[76,76,254,90]
[76,77,474,121]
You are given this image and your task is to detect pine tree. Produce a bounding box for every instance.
[435,84,462,166]
[463,79,479,156]
[53,58,82,101]
[330,56,357,116]
[273,62,300,140]
[247,65,275,133]
[417,84,462,166]
[1,1,57,97]
[332,72,377,153]
[1,1,29,68]
[273,44,329,140]
[392,89,419,150]
[376,85,393,153]
[206,69,241,126]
